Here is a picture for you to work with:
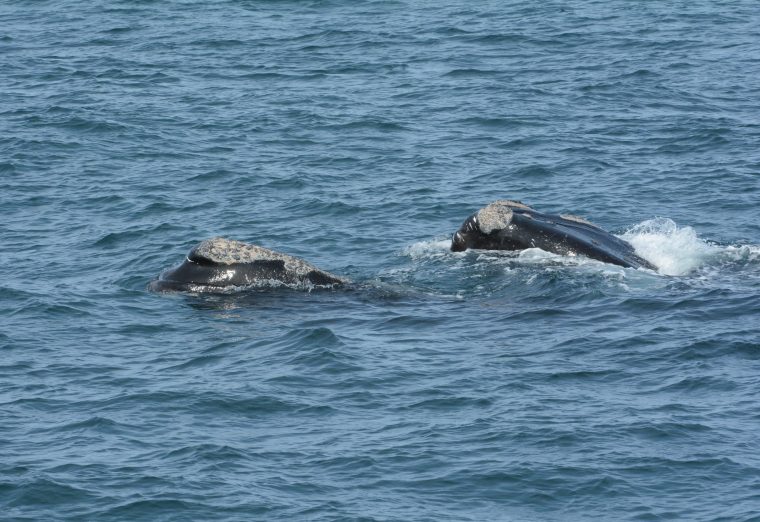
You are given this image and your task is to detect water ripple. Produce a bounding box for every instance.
[2,0,760,520]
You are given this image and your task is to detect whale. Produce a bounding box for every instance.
[451,200,657,270]
[149,237,347,292]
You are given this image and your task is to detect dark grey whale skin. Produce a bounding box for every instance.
[149,242,346,292]
[451,204,657,271]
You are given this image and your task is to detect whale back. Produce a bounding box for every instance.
[451,201,656,270]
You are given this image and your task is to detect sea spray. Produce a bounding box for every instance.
[621,218,716,276]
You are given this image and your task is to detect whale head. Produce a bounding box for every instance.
[450,210,512,251]
[451,201,531,252]
[150,237,347,292]
[451,214,485,252]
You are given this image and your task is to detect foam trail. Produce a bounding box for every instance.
[402,238,451,259]
[620,218,717,276]
[721,244,760,263]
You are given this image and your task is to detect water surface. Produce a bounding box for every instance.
[2,1,760,520]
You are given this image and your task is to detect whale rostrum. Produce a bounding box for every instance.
[149,237,347,292]
[451,200,657,271]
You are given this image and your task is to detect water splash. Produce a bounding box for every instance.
[401,238,452,260]
[620,218,717,276]
[720,244,760,264]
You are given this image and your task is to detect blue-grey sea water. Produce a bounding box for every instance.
[2,1,760,520]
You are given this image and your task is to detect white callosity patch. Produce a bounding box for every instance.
[194,237,293,265]
[559,214,597,227]
[476,203,514,234]
[191,237,346,282]
[475,200,536,234]
[492,200,533,211]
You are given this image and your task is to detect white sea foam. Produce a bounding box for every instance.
[402,238,452,259]
[619,218,717,276]
[516,248,577,264]
[720,244,760,263]
[158,278,339,294]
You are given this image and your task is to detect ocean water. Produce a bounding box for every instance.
[2,0,760,520]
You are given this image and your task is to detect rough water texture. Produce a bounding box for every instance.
[2,1,760,521]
